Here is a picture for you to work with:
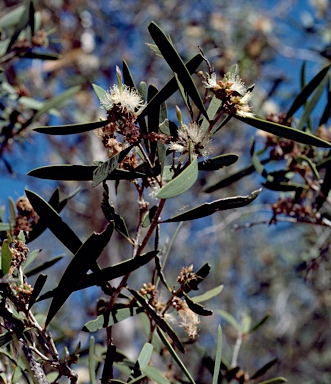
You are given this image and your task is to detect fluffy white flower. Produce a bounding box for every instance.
[101,84,145,115]
[202,72,219,89]
[169,122,212,159]
[225,72,248,96]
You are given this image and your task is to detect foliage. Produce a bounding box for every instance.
[1,1,331,383]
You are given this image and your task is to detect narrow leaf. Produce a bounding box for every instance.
[6,0,31,53]
[33,85,82,122]
[148,22,207,118]
[142,366,171,384]
[25,189,82,254]
[296,73,328,131]
[157,328,195,383]
[46,224,114,326]
[216,310,242,332]
[88,336,97,384]
[92,146,132,187]
[156,158,198,199]
[285,65,330,120]
[140,54,203,118]
[235,115,331,148]
[92,84,108,105]
[28,274,47,309]
[25,256,64,277]
[198,154,238,171]
[212,325,222,384]
[1,239,12,275]
[129,288,184,353]
[257,378,287,384]
[250,358,278,380]
[33,120,108,135]
[183,292,213,316]
[248,314,270,334]
[83,307,144,332]
[201,96,222,131]
[191,285,224,303]
[162,189,261,222]
[0,223,11,231]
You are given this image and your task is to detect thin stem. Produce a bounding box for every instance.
[231,330,243,368]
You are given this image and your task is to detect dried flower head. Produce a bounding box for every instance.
[203,71,254,118]
[171,297,200,339]
[169,122,212,160]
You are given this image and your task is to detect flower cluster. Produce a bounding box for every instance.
[169,122,212,160]
[203,71,254,118]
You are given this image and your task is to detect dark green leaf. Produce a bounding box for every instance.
[38,251,157,301]
[157,328,195,383]
[142,366,171,384]
[83,307,144,332]
[0,333,13,347]
[198,154,239,171]
[122,60,136,89]
[33,120,108,135]
[19,51,60,60]
[248,314,270,334]
[33,85,82,122]
[129,288,184,353]
[315,150,331,210]
[25,189,82,254]
[250,358,278,380]
[28,274,47,309]
[183,292,213,316]
[162,189,261,222]
[262,181,304,192]
[296,155,320,179]
[235,115,331,148]
[184,263,210,292]
[148,22,207,119]
[296,73,329,131]
[92,146,133,187]
[25,256,64,277]
[46,224,114,326]
[27,164,147,181]
[156,158,198,199]
[212,325,222,384]
[285,65,330,120]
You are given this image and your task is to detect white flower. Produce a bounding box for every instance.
[101,84,145,115]
[169,122,212,159]
[202,72,219,89]
[224,72,248,96]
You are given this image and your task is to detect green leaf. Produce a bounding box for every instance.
[183,263,210,292]
[216,310,242,332]
[92,146,133,187]
[122,60,137,89]
[142,366,171,384]
[25,190,82,254]
[46,224,114,326]
[262,181,304,192]
[0,223,11,231]
[33,120,108,135]
[0,5,24,29]
[198,154,238,171]
[19,51,60,60]
[191,285,224,303]
[32,85,82,122]
[201,96,222,131]
[6,0,31,53]
[1,239,12,275]
[140,54,203,118]
[156,157,198,199]
[145,43,163,58]
[296,73,329,131]
[129,289,184,353]
[28,274,47,309]
[250,358,278,380]
[129,343,153,381]
[295,155,320,179]
[285,65,330,120]
[83,307,144,332]
[162,189,261,222]
[8,196,17,226]
[157,328,195,384]
[92,84,108,105]
[89,337,97,384]
[183,292,213,316]
[212,325,222,384]
[235,115,331,148]
[148,22,207,119]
